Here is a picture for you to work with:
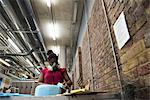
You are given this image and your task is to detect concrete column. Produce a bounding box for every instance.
[58,46,66,68]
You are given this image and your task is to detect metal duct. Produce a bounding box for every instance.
[1,0,42,65]
[6,0,36,47]
[0,1,29,51]
[16,0,47,61]
[0,46,39,57]
[0,0,45,75]
[1,0,34,52]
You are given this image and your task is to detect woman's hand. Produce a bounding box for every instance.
[6,89,11,93]
[63,69,72,87]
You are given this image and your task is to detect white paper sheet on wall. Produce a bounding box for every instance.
[113,11,130,49]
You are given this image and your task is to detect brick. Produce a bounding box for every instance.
[126,14,136,28]
[128,59,139,70]
[143,73,150,86]
[145,6,150,16]
[123,1,132,13]
[123,68,137,80]
[80,0,150,94]
[137,53,148,65]
[129,24,137,36]
[122,63,130,72]
[137,64,150,76]
[121,39,146,63]
[119,40,133,57]
[147,50,150,60]
[135,15,147,32]
[144,32,150,48]
[135,0,149,6]
[127,0,137,14]
[133,25,146,43]
[112,1,120,18]
[135,78,146,87]
[132,68,138,78]
[107,0,115,12]
[81,31,93,90]
[109,0,117,9]
[133,5,145,21]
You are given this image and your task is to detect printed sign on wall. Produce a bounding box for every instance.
[113,12,130,49]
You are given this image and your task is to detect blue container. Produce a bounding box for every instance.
[35,84,61,96]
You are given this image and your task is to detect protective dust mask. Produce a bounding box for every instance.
[47,65,53,71]
[47,62,58,71]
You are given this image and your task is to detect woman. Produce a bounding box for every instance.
[38,52,72,91]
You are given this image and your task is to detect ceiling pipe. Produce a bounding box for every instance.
[0,26,34,73]
[0,26,38,72]
[7,0,44,64]
[0,2,40,75]
[6,70,21,80]
[0,1,30,51]
[1,0,44,73]
[0,46,40,74]
[1,56,23,68]
[0,46,39,57]
[25,0,46,49]
[0,2,38,67]
[6,0,38,63]
[0,13,34,79]
[16,0,47,60]
[27,0,47,61]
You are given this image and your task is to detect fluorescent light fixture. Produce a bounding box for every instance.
[0,58,10,66]
[26,59,34,67]
[54,23,59,38]
[21,73,28,78]
[52,35,56,40]
[0,0,4,4]
[46,0,51,7]
[46,23,59,40]
[8,38,21,52]
[5,59,10,62]
[48,0,58,6]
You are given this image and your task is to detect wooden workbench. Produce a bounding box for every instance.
[0,92,121,100]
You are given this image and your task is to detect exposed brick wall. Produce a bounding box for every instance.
[104,0,150,99]
[74,0,150,99]
[72,47,83,89]
[88,0,120,92]
[81,31,93,90]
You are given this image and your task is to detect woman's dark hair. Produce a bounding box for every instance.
[47,50,53,55]
[47,52,58,64]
